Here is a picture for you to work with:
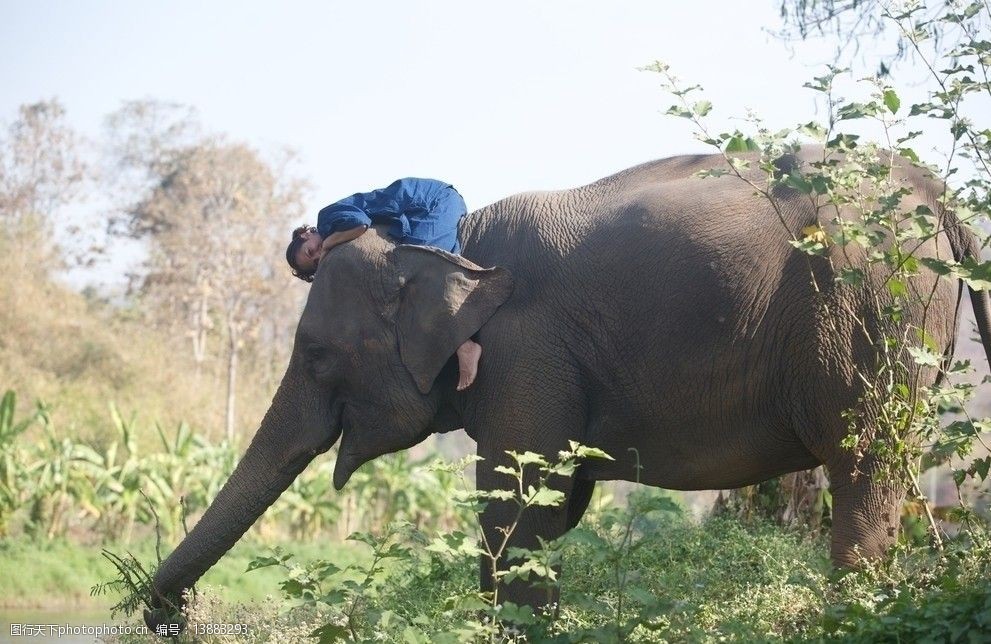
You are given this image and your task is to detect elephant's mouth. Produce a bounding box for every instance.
[330,398,433,491]
[327,396,346,447]
[330,402,395,490]
[332,401,358,490]
[280,395,346,477]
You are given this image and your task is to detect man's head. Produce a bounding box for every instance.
[286,225,323,282]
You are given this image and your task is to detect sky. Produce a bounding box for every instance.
[0,0,891,286]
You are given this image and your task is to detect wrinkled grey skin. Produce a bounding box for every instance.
[146,146,991,627]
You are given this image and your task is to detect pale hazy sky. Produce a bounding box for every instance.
[1,1,886,285]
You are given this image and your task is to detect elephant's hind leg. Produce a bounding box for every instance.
[795,387,906,567]
[807,321,948,567]
[566,479,596,531]
[826,455,905,567]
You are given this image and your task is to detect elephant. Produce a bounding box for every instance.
[145,145,991,628]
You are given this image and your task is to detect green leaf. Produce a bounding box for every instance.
[837,102,875,120]
[887,279,907,298]
[509,451,548,467]
[245,557,281,572]
[550,460,577,477]
[725,135,759,152]
[503,559,558,584]
[575,445,614,461]
[348,531,379,548]
[310,623,348,644]
[799,121,827,140]
[441,591,490,613]
[837,268,865,287]
[696,168,729,179]
[907,345,943,367]
[280,578,305,598]
[915,327,939,352]
[666,105,694,118]
[402,626,432,644]
[730,157,751,171]
[493,601,537,625]
[809,173,832,194]
[956,257,991,290]
[426,532,484,558]
[883,89,901,114]
[0,390,14,436]
[898,146,919,163]
[826,133,860,149]
[952,469,967,486]
[920,257,954,275]
[783,173,814,193]
[971,456,990,481]
[947,359,972,374]
[951,119,969,141]
[692,100,712,116]
[246,550,292,572]
[945,419,991,437]
[526,486,565,507]
[481,489,516,501]
[790,224,830,257]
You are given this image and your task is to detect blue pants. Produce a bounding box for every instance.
[316,178,466,254]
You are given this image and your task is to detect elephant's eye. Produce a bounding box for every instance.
[305,345,328,363]
[304,345,336,380]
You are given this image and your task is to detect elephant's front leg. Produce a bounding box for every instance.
[469,342,591,611]
[476,456,577,613]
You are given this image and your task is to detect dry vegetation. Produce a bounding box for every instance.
[0,99,307,447]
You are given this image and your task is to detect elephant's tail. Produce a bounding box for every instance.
[966,270,991,371]
[945,214,991,370]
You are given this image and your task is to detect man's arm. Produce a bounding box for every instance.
[318,225,369,260]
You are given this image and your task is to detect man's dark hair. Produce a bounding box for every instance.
[286,225,317,282]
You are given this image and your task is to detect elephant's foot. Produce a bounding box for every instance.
[827,464,905,568]
[456,339,482,391]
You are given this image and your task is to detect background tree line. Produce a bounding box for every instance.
[1,98,307,444]
[2,0,988,532]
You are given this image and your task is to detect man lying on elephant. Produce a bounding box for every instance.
[285,177,483,391]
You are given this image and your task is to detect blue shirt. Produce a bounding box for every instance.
[317,178,466,254]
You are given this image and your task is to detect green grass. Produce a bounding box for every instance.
[7,512,990,642]
[556,514,833,641]
[0,535,364,610]
[368,512,836,642]
[367,512,991,642]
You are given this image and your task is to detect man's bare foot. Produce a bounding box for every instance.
[456,339,482,391]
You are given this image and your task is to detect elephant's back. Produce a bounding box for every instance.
[465,160,820,352]
[571,169,814,334]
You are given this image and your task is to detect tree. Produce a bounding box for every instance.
[0,100,86,269]
[0,100,87,335]
[108,102,305,441]
[777,0,885,41]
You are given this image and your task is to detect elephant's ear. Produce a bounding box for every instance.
[391,245,513,394]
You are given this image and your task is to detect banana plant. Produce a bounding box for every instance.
[273,460,340,539]
[0,391,43,536]
[24,408,100,539]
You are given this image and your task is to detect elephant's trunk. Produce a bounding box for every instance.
[145,366,339,630]
[150,437,305,596]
